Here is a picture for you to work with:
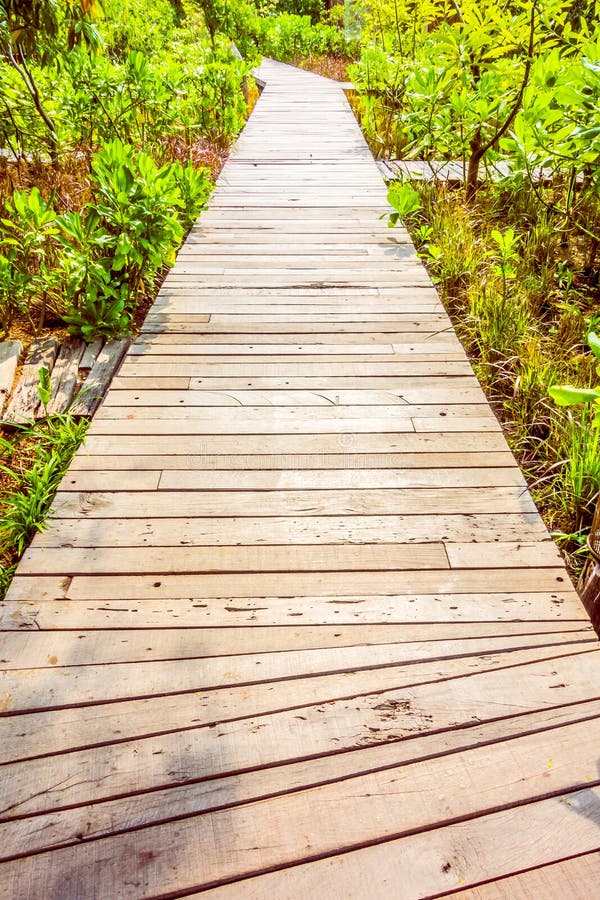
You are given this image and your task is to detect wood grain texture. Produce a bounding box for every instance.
[45,337,85,415]
[1,57,595,898]
[3,335,58,423]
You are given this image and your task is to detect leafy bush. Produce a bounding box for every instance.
[257,13,352,61]
[168,160,212,230]
[186,43,254,145]
[0,0,257,158]
[100,0,180,59]
[0,188,59,334]
[0,142,212,340]
[91,140,183,297]
[56,207,131,340]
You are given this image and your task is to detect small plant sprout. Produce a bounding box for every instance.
[384,181,421,227]
[489,227,521,302]
[36,366,52,413]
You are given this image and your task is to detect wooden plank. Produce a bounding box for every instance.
[3,335,59,423]
[69,338,131,417]
[30,512,548,548]
[78,338,104,370]
[129,341,433,355]
[53,568,573,601]
[0,340,21,413]
[22,541,561,576]
[1,589,585,631]
[2,685,600,894]
[91,417,498,436]
[0,649,598,816]
[112,379,486,398]
[2,622,591,668]
[61,467,525,493]
[68,451,516,471]
[49,486,538,519]
[102,388,488,407]
[88,416,419,435]
[60,470,163,491]
[19,543,450,576]
[4,634,589,716]
[120,358,471,375]
[0,700,597,863]
[95,403,488,421]
[78,433,510,455]
[197,790,600,899]
[139,319,450,334]
[110,376,192,390]
[443,852,600,898]
[45,337,85,415]
[137,329,451,342]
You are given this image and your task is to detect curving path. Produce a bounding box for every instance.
[1,59,600,898]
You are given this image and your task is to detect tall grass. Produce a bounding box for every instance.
[0,414,89,597]
[406,181,600,572]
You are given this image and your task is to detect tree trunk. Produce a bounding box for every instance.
[466,129,483,201]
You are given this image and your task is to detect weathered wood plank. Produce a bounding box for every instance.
[0,650,598,818]
[4,634,590,716]
[61,467,525,492]
[14,538,561,576]
[1,589,585,631]
[3,335,59,423]
[68,451,517,470]
[198,789,600,899]
[69,338,131,416]
[78,338,103,370]
[46,337,85,415]
[18,542,450,576]
[2,622,591,668]
[29,512,548,548]
[102,388,487,406]
[0,700,597,863]
[442,852,600,899]
[49,486,538,519]
[78,432,510,455]
[2,675,600,895]
[95,403,489,420]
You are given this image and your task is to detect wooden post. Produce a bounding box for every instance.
[580,502,600,634]
[579,558,600,634]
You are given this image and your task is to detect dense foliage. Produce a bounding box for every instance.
[363,1,600,563]
[0,0,261,340]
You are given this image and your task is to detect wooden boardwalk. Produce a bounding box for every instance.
[1,59,600,898]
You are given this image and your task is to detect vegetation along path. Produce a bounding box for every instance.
[1,59,600,898]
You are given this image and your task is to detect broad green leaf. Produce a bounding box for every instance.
[548,385,600,406]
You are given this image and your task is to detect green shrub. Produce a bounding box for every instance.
[0,188,59,333]
[257,13,351,61]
